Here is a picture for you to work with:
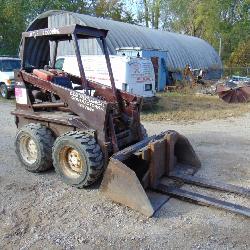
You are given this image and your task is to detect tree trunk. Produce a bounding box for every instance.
[154,0,161,29]
[143,0,149,27]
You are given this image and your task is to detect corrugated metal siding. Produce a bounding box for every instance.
[48,13,103,56]
[25,10,222,76]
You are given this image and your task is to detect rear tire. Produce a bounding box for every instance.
[52,131,104,188]
[0,83,11,99]
[15,123,55,172]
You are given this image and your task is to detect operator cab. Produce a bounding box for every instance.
[20,25,116,97]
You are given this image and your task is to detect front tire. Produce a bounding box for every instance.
[0,83,11,99]
[52,131,104,188]
[15,123,55,172]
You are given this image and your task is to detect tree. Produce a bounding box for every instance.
[160,0,250,64]
[161,0,219,37]
[137,0,162,29]
[229,40,250,67]
[94,0,136,22]
[0,0,27,55]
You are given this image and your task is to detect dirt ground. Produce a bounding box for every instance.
[0,101,249,250]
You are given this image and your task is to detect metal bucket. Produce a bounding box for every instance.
[100,130,201,217]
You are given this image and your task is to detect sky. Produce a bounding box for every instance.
[124,0,140,15]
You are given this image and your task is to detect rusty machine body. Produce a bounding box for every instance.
[12,25,250,217]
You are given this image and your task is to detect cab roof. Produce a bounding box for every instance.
[22,24,108,41]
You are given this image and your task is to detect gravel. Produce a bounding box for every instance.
[0,101,249,249]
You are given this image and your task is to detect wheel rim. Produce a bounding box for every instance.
[19,135,38,164]
[0,85,7,98]
[59,146,84,178]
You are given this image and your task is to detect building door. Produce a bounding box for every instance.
[151,57,159,90]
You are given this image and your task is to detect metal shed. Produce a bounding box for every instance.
[24,10,222,90]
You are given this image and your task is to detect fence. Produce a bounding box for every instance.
[223,67,250,77]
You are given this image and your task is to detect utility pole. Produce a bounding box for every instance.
[215,32,222,58]
[219,36,222,57]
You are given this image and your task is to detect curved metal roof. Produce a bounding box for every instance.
[26,10,222,71]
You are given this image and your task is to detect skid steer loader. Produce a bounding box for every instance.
[12,25,250,217]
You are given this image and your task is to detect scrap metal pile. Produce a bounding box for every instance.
[216,77,250,103]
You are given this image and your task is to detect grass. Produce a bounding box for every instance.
[141,91,250,122]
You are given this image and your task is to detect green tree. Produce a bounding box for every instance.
[0,0,28,55]
[94,0,135,22]
[160,0,250,64]
[229,40,250,67]
[162,0,202,36]
[136,0,162,29]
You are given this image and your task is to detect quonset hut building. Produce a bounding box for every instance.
[24,10,222,91]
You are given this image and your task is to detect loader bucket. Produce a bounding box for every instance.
[100,130,201,217]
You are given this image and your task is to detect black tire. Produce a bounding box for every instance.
[15,123,55,172]
[0,83,11,99]
[52,131,104,188]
